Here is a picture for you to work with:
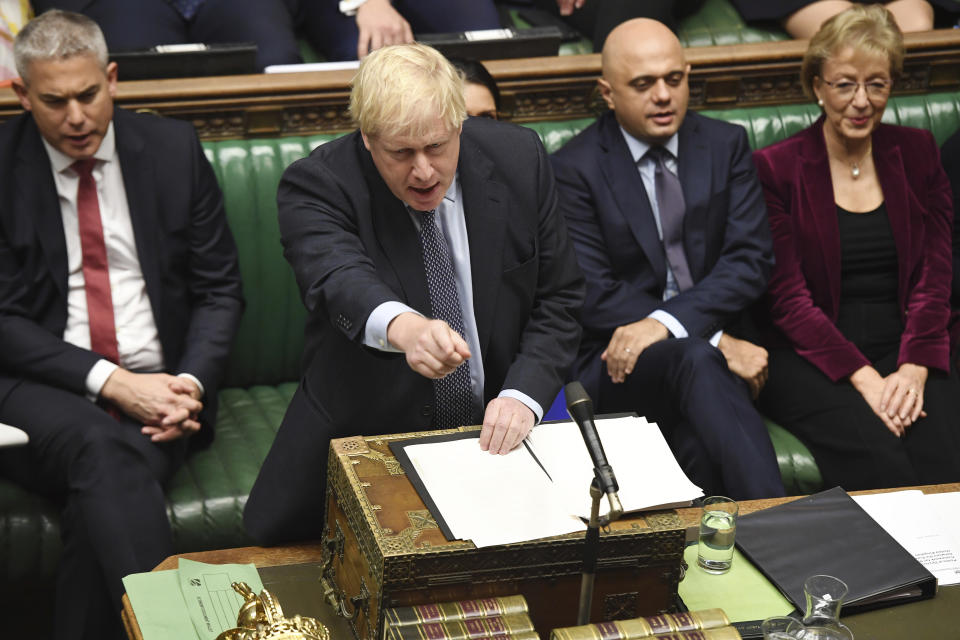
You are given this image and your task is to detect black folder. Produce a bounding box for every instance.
[735,487,937,614]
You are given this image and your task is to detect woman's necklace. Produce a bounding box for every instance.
[845,144,872,180]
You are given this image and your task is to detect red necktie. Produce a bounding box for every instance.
[73,159,120,365]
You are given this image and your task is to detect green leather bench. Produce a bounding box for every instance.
[3,92,959,623]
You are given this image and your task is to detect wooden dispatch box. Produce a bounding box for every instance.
[320,429,687,640]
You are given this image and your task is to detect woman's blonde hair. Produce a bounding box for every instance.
[349,43,466,138]
[800,4,904,99]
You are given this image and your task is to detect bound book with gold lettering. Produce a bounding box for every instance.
[383,596,530,628]
[384,614,536,640]
[550,609,731,640]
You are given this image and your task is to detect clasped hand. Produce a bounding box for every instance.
[850,363,928,437]
[100,369,203,442]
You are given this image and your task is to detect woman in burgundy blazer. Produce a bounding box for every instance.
[753,5,960,490]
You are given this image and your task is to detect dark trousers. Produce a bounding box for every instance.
[245,381,350,546]
[34,0,301,70]
[0,381,184,640]
[597,337,786,500]
[526,0,707,50]
[760,347,960,491]
[297,0,501,61]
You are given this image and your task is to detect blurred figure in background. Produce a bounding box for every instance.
[297,0,501,61]
[451,58,500,119]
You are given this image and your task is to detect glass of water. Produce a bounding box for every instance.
[697,496,739,574]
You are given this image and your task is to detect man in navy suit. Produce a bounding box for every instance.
[244,43,584,545]
[551,18,784,499]
[0,11,242,639]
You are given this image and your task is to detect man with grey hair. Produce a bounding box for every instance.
[0,10,242,638]
[244,43,584,545]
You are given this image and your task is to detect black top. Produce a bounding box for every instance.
[835,202,903,360]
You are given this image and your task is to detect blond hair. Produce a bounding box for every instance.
[801,4,903,99]
[349,43,466,138]
[14,9,107,84]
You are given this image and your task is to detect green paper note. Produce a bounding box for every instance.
[178,557,264,640]
[679,543,795,622]
[123,569,199,640]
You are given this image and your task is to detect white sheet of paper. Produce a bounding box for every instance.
[405,437,586,547]
[853,490,960,586]
[526,416,703,518]
[921,491,960,585]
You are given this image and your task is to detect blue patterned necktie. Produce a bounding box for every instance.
[649,146,694,292]
[417,209,475,429]
[167,0,204,20]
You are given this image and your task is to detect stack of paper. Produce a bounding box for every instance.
[401,416,703,548]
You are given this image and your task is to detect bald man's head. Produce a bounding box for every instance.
[598,18,690,144]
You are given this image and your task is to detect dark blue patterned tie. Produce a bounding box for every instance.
[649,146,694,292]
[417,209,475,428]
[167,0,204,20]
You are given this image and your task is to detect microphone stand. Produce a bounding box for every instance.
[577,478,623,625]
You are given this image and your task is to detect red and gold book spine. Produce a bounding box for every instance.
[550,609,731,640]
[384,614,536,640]
[384,595,530,628]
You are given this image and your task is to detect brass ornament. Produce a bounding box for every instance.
[216,581,331,640]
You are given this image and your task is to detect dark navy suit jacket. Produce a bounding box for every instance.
[0,108,243,440]
[551,110,774,398]
[754,119,953,381]
[277,117,585,431]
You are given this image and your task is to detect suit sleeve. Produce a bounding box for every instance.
[899,131,952,372]
[172,132,245,393]
[0,233,101,394]
[499,130,586,410]
[657,126,774,338]
[551,148,665,333]
[277,151,406,343]
[754,148,870,381]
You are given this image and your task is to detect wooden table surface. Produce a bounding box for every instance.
[122,483,960,639]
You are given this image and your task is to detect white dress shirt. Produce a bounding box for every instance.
[619,126,722,347]
[43,123,203,399]
[363,175,543,422]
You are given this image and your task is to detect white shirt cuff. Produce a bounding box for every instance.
[86,359,119,401]
[709,330,723,348]
[339,0,369,16]
[648,309,687,339]
[498,389,544,424]
[364,301,420,352]
[177,373,205,398]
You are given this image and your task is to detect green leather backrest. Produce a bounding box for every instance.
[202,91,960,389]
[203,135,344,388]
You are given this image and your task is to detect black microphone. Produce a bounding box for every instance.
[564,381,623,520]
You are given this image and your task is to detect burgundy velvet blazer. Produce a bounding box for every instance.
[753,118,953,382]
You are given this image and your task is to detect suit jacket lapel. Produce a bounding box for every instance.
[799,121,843,314]
[114,110,165,325]
[460,137,505,358]
[598,114,668,287]
[361,138,432,317]
[17,122,68,298]
[676,115,710,281]
[872,127,911,304]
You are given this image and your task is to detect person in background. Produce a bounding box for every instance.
[729,0,954,39]
[0,9,243,638]
[451,58,500,119]
[753,5,960,490]
[551,18,785,500]
[297,0,501,61]
[504,0,706,51]
[32,0,301,70]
